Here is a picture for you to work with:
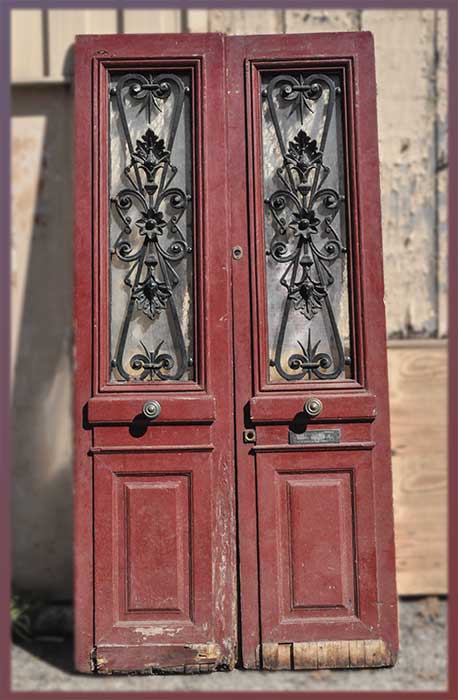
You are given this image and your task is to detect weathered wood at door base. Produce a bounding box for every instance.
[261,639,394,670]
[93,643,224,675]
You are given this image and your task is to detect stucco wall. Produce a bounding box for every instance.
[11,9,448,599]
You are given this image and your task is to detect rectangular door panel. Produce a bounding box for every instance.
[120,477,190,618]
[256,448,377,643]
[278,472,355,614]
[94,452,212,647]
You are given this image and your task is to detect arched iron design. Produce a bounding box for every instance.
[263,72,349,381]
[110,73,193,381]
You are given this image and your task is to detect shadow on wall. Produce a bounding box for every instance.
[12,82,74,600]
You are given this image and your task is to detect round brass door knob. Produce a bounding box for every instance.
[142,400,161,419]
[304,397,323,417]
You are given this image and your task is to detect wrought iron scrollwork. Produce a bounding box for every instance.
[263,72,349,381]
[110,72,193,381]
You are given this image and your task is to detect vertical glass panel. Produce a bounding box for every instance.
[261,70,352,382]
[109,70,194,382]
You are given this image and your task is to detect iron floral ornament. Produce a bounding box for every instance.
[263,73,349,381]
[110,73,193,381]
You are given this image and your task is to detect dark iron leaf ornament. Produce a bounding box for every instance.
[110,73,192,381]
[263,73,349,381]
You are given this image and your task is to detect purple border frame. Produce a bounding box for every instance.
[1,0,456,698]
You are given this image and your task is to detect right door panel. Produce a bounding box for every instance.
[227,32,398,670]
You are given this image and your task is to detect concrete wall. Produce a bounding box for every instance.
[11,9,448,599]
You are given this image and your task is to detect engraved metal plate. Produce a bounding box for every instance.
[288,428,341,445]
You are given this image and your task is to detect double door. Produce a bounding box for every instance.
[74,31,398,673]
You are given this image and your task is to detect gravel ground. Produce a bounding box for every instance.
[11,598,447,692]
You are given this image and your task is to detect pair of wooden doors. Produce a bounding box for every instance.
[74,31,398,674]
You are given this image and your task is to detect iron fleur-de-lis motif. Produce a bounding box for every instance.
[110,72,192,381]
[264,73,348,381]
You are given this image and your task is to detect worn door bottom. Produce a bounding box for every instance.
[260,639,395,670]
[90,639,395,674]
[91,643,233,675]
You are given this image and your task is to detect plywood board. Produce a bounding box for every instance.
[388,340,447,595]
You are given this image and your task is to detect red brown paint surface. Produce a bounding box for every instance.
[74,31,398,673]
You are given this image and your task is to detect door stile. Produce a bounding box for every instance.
[350,38,398,648]
[226,36,262,670]
[74,38,96,673]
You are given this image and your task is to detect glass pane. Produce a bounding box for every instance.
[109,70,194,382]
[261,70,352,382]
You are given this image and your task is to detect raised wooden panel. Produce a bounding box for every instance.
[94,452,214,647]
[388,340,447,595]
[256,448,378,643]
[279,473,355,615]
[122,477,190,617]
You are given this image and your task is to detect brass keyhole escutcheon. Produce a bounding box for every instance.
[304,397,323,418]
[142,400,162,419]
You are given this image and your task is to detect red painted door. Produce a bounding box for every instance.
[74,34,236,673]
[74,31,398,674]
[227,33,399,670]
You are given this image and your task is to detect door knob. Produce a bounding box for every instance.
[304,397,323,418]
[142,400,161,419]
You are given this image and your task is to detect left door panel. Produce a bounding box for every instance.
[74,33,236,673]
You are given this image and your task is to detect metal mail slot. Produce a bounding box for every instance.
[288,428,341,445]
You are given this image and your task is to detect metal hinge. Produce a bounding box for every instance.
[243,428,256,444]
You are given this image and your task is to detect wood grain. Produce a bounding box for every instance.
[388,340,447,595]
[263,639,393,670]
